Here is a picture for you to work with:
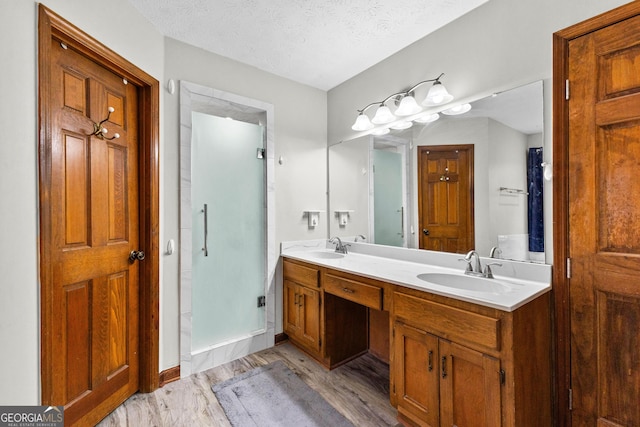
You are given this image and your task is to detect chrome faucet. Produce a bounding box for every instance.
[354,235,366,242]
[459,250,502,278]
[329,237,350,254]
[460,250,483,276]
[489,246,502,258]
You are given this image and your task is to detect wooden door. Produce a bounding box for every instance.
[566,14,640,427]
[418,145,474,253]
[439,341,501,427]
[394,322,440,427]
[44,26,141,427]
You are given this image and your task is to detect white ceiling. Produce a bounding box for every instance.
[127,0,489,91]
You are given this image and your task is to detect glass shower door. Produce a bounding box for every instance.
[191,111,265,352]
[373,149,404,247]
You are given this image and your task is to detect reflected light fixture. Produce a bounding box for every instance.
[390,121,413,130]
[442,103,472,115]
[351,73,453,131]
[371,127,390,136]
[414,112,440,124]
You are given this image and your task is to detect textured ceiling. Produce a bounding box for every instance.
[128,0,489,90]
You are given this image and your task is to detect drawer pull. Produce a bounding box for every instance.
[428,350,433,371]
[441,356,447,378]
[342,287,355,293]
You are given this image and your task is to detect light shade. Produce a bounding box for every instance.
[395,95,422,116]
[423,81,454,106]
[351,113,374,131]
[371,127,390,136]
[414,112,440,124]
[442,103,472,115]
[371,105,396,124]
[390,121,413,130]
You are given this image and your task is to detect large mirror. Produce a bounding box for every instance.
[328,81,545,263]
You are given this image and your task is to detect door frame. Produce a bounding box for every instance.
[553,2,640,425]
[38,4,160,400]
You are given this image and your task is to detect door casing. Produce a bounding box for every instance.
[38,4,160,400]
[553,2,640,425]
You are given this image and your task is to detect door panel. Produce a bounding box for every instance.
[440,341,501,427]
[418,145,474,253]
[394,322,439,427]
[48,37,140,425]
[568,14,640,427]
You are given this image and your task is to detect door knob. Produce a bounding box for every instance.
[423,229,430,236]
[129,250,145,262]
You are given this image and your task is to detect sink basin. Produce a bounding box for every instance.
[416,273,510,294]
[308,251,345,259]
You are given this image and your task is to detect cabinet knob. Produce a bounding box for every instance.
[423,229,430,236]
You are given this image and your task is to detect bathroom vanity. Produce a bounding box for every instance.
[281,240,552,427]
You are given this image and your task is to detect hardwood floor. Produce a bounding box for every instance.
[97,342,398,426]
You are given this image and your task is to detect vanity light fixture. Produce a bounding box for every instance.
[351,73,453,131]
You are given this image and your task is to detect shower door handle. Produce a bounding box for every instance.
[202,204,209,257]
[397,206,404,238]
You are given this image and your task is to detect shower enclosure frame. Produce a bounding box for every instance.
[179,81,276,377]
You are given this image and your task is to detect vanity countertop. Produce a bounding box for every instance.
[281,240,552,312]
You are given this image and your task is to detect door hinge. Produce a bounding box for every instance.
[500,369,506,385]
[257,295,266,308]
[566,257,572,279]
[256,148,266,159]
[568,388,573,410]
[565,79,570,100]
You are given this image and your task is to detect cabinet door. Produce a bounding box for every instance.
[298,286,321,353]
[394,322,440,427]
[439,341,501,427]
[283,280,300,336]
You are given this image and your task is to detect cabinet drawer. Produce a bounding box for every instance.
[394,292,500,351]
[325,274,383,310]
[283,260,319,288]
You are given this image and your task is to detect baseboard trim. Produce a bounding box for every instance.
[159,365,180,387]
[275,333,289,345]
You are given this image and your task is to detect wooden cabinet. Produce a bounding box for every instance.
[283,260,321,357]
[394,321,501,427]
[392,289,550,427]
[281,255,551,427]
[284,279,321,354]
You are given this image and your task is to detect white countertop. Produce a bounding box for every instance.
[281,240,552,312]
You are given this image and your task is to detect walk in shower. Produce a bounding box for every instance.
[180,81,275,376]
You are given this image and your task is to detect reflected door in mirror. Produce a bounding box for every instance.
[418,145,474,253]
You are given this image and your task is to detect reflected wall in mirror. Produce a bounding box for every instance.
[328,81,545,263]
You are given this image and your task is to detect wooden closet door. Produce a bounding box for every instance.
[567,14,640,427]
[47,37,141,426]
[418,145,474,254]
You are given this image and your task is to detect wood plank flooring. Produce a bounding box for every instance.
[97,342,398,426]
